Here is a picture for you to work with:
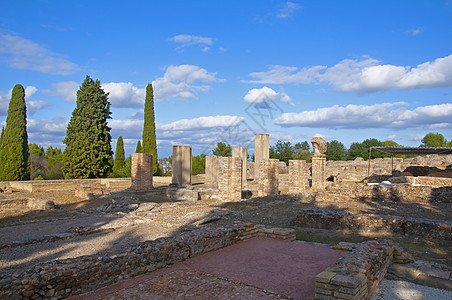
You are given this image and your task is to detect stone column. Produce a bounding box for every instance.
[172,146,192,187]
[289,160,308,194]
[311,137,328,190]
[232,147,248,188]
[205,156,219,188]
[217,157,242,201]
[131,153,153,190]
[254,134,269,163]
[258,158,279,197]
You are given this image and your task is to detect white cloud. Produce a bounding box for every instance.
[43,81,79,102]
[27,117,67,147]
[274,103,452,130]
[408,27,423,36]
[0,90,9,116]
[159,115,244,131]
[25,86,38,99]
[244,86,292,105]
[0,34,78,74]
[408,134,425,141]
[247,54,452,92]
[152,64,222,100]
[169,34,213,50]
[102,82,146,108]
[27,100,52,116]
[1,86,49,116]
[276,1,301,18]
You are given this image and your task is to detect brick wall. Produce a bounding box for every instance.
[131,153,153,190]
[217,157,242,201]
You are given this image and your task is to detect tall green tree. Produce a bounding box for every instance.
[421,132,447,147]
[62,76,113,178]
[326,140,347,161]
[111,136,126,177]
[271,140,294,165]
[212,142,232,156]
[192,154,206,175]
[142,83,158,174]
[0,84,29,181]
[135,140,142,153]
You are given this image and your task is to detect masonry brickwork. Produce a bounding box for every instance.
[257,159,279,197]
[217,157,242,201]
[131,153,153,190]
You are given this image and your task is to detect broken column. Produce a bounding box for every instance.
[311,137,327,190]
[289,160,309,194]
[232,147,248,188]
[217,157,242,201]
[254,134,269,163]
[258,158,279,197]
[131,153,153,190]
[172,145,192,187]
[205,156,219,187]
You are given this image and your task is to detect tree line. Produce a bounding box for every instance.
[0,76,158,181]
[0,77,450,181]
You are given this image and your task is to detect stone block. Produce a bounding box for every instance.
[316,271,337,283]
[172,146,192,187]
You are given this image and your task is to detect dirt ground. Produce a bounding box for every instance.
[0,182,451,274]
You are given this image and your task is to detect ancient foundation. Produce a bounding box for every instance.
[218,157,242,201]
[131,153,153,190]
[232,147,248,188]
[172,146,192,187]
[205,156,219,188]
[312,155,326,190]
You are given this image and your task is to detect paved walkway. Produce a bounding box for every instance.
[75,238,348,300]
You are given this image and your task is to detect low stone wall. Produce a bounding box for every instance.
[315,183,452,203]
[9,179,103,192]
[0,224,295,299]
[406,176,452,187]
[0,198,54,210]
[295,207,451,241]
[166,187,200,201]
[315,240,394,300]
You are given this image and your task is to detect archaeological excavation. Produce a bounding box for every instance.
[0,134,451,299]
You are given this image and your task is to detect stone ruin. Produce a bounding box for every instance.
[127,134,452,202]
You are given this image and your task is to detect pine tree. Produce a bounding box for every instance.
[0,84,29,181]
[142,83,158,174]
[62,76,113,178]
[112,136,126,177]
[135,140,142,153]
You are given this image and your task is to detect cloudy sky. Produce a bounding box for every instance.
[0,1,451,157]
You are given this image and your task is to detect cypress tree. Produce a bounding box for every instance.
[112,136,126,177]
[0,126,4,145]
[135,140,142,153]
[0,84,29,181]
[142,83,158,174]
[62,76,113,178]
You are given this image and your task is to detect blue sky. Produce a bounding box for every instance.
[1,0,451,158]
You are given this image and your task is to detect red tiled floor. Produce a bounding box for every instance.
[75,238,348,300]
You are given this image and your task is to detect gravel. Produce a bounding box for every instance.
[372,280,452,300]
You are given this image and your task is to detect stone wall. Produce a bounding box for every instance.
[326,154,452,183]
[295,207,451,241]
[315,183,452,203]
[257,159,279,197]
[205,156,219,187]
[0,224,295,299]
[315,240,394,300]
[0,198,54,210]
[217,157,242,201]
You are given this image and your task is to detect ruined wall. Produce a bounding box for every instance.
[314,183,452,203]
[0,224,295,299]
[326,154,452,183]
